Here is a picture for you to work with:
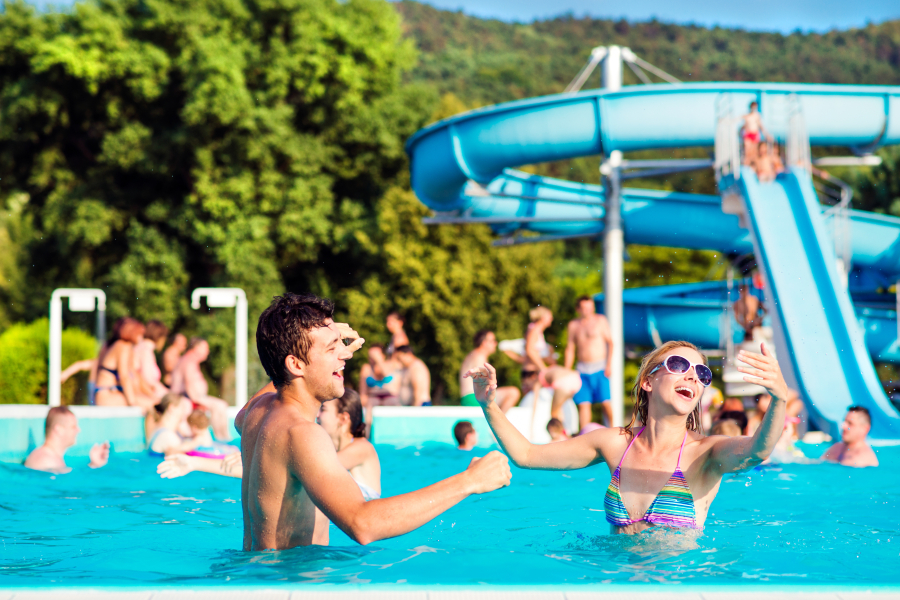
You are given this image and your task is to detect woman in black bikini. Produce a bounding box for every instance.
[91,317,156,411]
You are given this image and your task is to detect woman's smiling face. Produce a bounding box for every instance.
[643,348,706,419]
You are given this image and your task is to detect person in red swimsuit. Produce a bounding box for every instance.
[741,101,769,165]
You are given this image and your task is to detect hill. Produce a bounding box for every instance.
[396,1,900,108]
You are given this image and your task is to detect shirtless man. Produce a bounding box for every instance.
[163,333,187,386]
[565,296,614,430]
[170,338,231,441]
[733,285,765,340]
[459,330,520,410]
[394,346,431,406]
[822,406,879,468]
[235,292,511,550]
[385,311,410,356]
[24,407,109,473]
[741,101,768,165]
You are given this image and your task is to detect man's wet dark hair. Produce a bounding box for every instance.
[257,292,335,388]
[848,405,871,425]
[453,420,475,446]
[576,295,593,305]
[395,345,413,354]
[473,329,492,348]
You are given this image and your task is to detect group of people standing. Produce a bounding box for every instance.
[459,295,615,435]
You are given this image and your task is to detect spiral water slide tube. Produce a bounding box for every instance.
[406,82,900,440]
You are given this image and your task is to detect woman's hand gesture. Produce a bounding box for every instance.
[463,363,498,408]
[736,343,789,401]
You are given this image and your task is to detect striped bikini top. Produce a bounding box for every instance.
[604,426,697,529]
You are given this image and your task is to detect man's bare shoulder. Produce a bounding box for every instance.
[24,447,66,473]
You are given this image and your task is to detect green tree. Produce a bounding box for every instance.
[341,186,563,400]
[0,0,433,392]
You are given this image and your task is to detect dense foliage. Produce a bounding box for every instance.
[0,319,97,404]
[2,0,899,401]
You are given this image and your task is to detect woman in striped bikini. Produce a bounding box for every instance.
[465,340,790,534]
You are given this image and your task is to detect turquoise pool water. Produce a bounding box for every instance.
[1,442,898,588]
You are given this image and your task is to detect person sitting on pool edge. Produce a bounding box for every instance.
[454,420,478,450]
[25,407,109,474]
[459,330,521,410]
[822,406,879,468]
[235,292,511,550]
[465,340,791,534]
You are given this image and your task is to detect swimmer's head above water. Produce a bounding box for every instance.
[256,292,364,401]
[629,341,710,434]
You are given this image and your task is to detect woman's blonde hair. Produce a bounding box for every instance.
[626,340,708,434]
[528,306,552,322]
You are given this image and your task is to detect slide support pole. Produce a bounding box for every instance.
[602,150,625,426]
[601,46,625,426]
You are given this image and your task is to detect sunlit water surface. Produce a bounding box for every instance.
[1,442,898,588]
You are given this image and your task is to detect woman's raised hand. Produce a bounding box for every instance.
[736,343,789,401]
[463,363,498,407]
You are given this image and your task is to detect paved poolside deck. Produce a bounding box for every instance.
[2,588,900,599]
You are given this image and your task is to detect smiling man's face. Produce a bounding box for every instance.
[302,319,346,402]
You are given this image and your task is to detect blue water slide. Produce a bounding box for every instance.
[732,167,900,440]
[472,169,900,279]
[602,280,900,364]
[408,83,900,212]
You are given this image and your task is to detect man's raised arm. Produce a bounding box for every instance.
[294,424,511,545]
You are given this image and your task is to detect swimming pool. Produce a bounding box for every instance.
[1,441,898,592]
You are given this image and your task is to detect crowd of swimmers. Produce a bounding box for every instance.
[22,291,880,552]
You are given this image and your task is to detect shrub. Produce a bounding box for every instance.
[0,319,98,404]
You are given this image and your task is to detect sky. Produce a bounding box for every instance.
[400,0,900,34]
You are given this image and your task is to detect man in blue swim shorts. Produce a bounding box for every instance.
[565,295,614,430]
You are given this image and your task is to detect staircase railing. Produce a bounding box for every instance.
[714,93,741,183]
[786,94,852,285]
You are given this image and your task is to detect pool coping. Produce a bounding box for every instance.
[2,585,900,599]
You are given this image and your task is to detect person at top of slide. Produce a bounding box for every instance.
[235,292,511,550]
[460,330,521,410]
[822,406,879,468]
[522,306,554,391]
[465,340,791,535]
[385,311,409,357]
[25,407,109,473]
[565,295,614,430]
[170,338,231,441]
[162,333,187,387]
[91,317,156,411]
[318,389,381,500]
[741,101,769,165]
[394,346,432,406]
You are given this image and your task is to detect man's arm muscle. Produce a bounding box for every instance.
[293,425,505,545]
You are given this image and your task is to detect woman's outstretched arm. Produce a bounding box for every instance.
[465,363,609,471]
[705,344,791,474]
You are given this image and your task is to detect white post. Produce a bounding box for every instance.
[601,45,623,92]
[600,46,625,426]
[191,288,248,408]
[601,151,625,426]
[48,289,107,406]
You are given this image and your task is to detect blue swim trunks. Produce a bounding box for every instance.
[573,362,610,405]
